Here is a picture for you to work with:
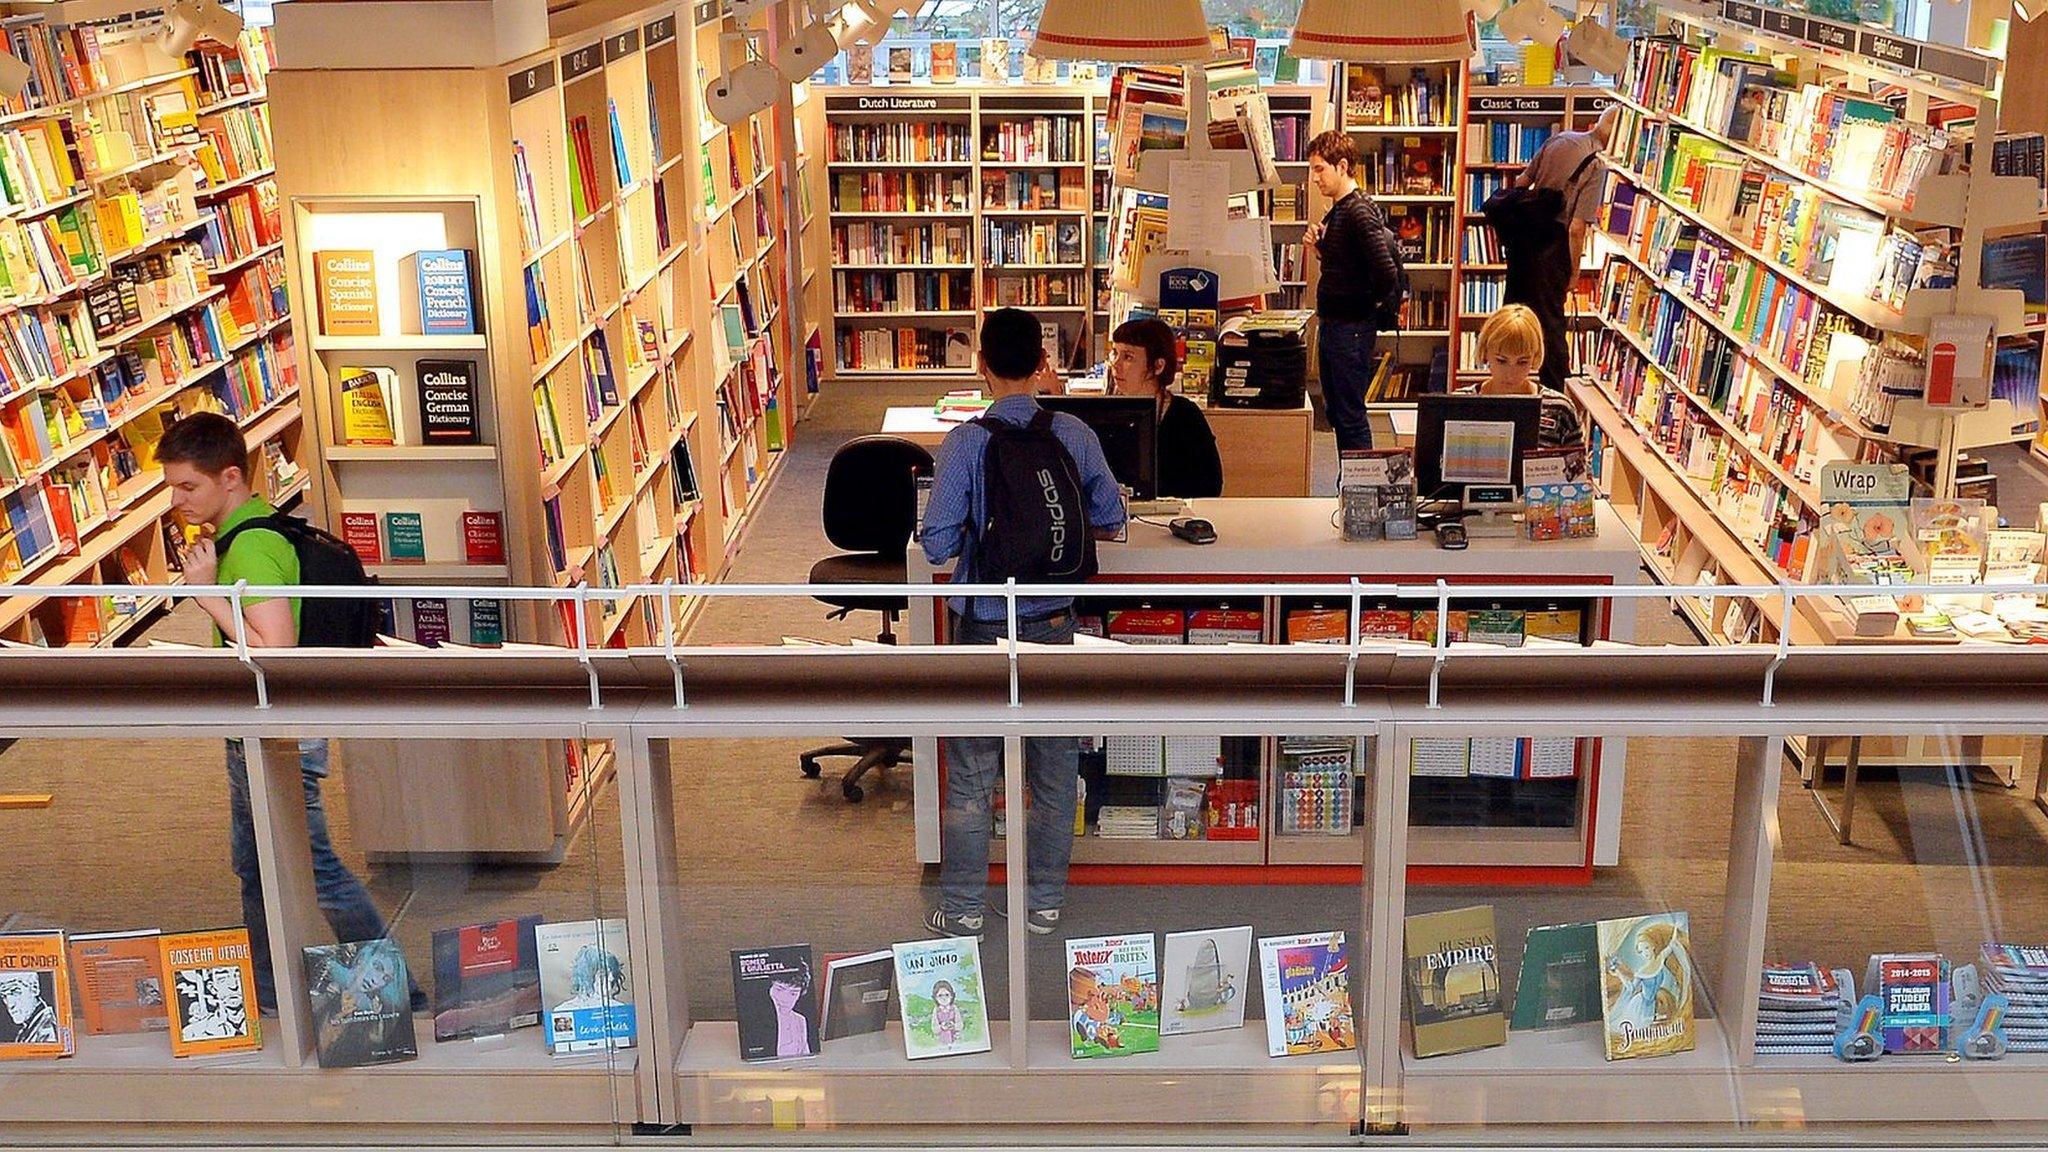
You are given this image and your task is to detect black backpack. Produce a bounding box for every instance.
[970,410,1097,585]
[1482,151,1600,256]
[216,514,382,648]
[1368,198,1409,327]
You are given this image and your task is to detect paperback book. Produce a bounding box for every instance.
[0,930,73,1058]
[1160,926,1251,1036]
[304,938,418,1068]
[892,936,991,1059]
[337,365,396,445]
[1403,905,1505,1057]
[536,918,636,1055]
[820,949,893,1042]
[1257,931,1355,1057]
[430,915,542,1041]
[160,926,261,1057]
[731,944,820,1061]
[1595,912,1697,1060]
[1065,933,1159,1058]
[68,928,168,1036]
[1509,922,1599,1031]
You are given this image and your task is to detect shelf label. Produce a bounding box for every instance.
[645,14,677,46]
[981,94,1085,112]
[1760,8,1806,38]
[605,27,641,62]
[1807,18,1855,50]
[1918,43,1996,87]
[1858,30,1917,68]
[508,60,556,105]
[694,0,720,24]
[1721,0,1764,28]
[561,41,603,82]
[826,94,973,112]
[1473,94,1566,114]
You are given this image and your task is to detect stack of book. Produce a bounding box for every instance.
[1097,805,1162,838]
[1979,944,2048,1051]
[1755,961,1848,1055]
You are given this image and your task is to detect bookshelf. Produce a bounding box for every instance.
[1261,90,1323,317]
[791,79,829,417]
[0,17,304,649]
[1583,0,2039,647]
[1453,86,1612,380]
[270,0,805,858]
[1333,60,1467,402]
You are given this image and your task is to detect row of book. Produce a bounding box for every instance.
[983,218,1084,267]
[1354,136,1449,196]
[0,120,80,215]
[1464,120,1554,165]
[829,170,972,215]
[1459,274,1505,316]
[828,120,974,164]
[981,167,1088,211]
[836,325,973,372]
[198,182,283,269]
[1342,63,1459,128]
[1386,204,1453,264]
[830,221,971,266]
[1457,327,1599,372]
[983,270,1084,308]
[980,117,1087,164]
[0,919,635,1066]
[834,269,973,314]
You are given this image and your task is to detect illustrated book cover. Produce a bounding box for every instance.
[1403,905,1505,1057]
[535,918,636,1055]
[0,930,74,1058]
[1595,912,1697,1060]
[304,938,418,1068]
[1065,933,1159,1057]
[1257,931,1355,1057]
[891,936,991,1059]
[1160,926,1251,1037]
[160,926,261,1057]
[731,944,819,1061]
[69,928,167,1036]
[431,916,542,1041]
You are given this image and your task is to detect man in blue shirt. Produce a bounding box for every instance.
[921,307,1126,939]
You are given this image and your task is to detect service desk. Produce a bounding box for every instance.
[906,497,1641,883]
[881,400,1316,496]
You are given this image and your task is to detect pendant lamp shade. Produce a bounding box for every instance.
[1289,0,1473,63]
[1029,0,1212,62]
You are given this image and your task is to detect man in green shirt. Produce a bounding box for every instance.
[157,413,418,1014]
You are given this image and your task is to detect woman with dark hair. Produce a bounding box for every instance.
[1108,317,1223,498]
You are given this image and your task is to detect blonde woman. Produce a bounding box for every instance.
[1467,304,1585,450]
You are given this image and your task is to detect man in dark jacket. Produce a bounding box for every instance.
[1305,129,1401,452]
[1507,104,1619,393]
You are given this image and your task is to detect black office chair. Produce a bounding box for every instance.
[798,435,934,802]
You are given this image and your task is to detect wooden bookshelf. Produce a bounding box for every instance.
[269,0,807,858]
[0,18,304,649]
[1586,2,2040,647]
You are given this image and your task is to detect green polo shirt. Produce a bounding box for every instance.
[213,496,300,645]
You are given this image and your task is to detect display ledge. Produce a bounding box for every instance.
[199,165,277,200]
[1745,1047,2048,1122]
[825,160,974,168]
[210,239,285,275]
[1398,1019,1738,1127]
[312,332,491,352]
[674,1020,1355,1127]
[324,444,499,463]
[993,832,1265,865]
[0,1023,635,1126]
[1347,123,1459,133]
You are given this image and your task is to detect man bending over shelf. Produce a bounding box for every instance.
[920,307,1127,940]
[1507,103,1619,394]
[159,412,421,1015]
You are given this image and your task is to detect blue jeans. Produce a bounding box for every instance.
[1317,317,1378,452]
[942,610,1080,916]
[226,738,396,1011]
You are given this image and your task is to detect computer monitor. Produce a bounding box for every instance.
[1037,395,1159,500]
[1412,393,1543,507]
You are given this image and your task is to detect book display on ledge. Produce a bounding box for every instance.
[1583,0,2045,648]
[0,16,304,649]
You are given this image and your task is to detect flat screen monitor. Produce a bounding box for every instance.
[1037,395,1159,500]
[1412,393,1543,505]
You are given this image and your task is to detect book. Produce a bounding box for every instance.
[1509,922,1600,1031]
[0,930,73,1058]
[430,916,542,1041]
[891,936,991,1059]
[1404,905,1505,1057]
[467,598,505,646]
[1257,931,1355,1057]
[412,598,451,646]
[1874,952,1950,1053]
[336,365,396,446]
[382,511,426,564]
[820,949,893,1042]
[160,926,262,1057]
[415,359,480,444]
[1065,933,1159,1057]
[313,249,379,336]
[1594,912,1697,1060]
[68,928,167,1036]
[403,248,476,335]
[887,46,912,84]
[339,511,381,564]
[461,510,504,566]
[535,918,636,1054]
[303,939,418,1068]
[1159,926,1251,1037]
[929,40,958,84]
[731,944,819,1061]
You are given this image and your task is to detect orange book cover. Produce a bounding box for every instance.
[159,927,262,1057]
[69,929,168,1036]
[313,249,379,336]
[0,930,76,1059]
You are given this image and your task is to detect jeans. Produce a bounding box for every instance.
[226,738,398,1010]
[1317,317,1377,452]
[1505,237,1574,394]
[941,610,1080,916]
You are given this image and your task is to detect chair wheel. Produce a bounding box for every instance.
[842,781,865,802]
[800,758,821,779]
